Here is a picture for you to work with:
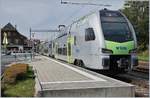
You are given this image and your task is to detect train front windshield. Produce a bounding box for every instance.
[100,10,133,42]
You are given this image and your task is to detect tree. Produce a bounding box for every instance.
[121,1,149,51]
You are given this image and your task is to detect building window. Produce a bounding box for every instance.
[13,32,16,36]
[15,39,19,44]
[8,39,11,44]
[85,28,95,41]
[7,32,11,36]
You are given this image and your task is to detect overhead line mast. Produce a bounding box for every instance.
[30,29,60,33]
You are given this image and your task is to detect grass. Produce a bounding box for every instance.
[2,66,35,97]
[138,50,149,61]
[4,79,35,97]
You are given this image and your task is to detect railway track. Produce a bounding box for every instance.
[120,70,149,80]
[117,71,149,97]
[105,61,149,97]
[133,62,149,74]
[109,69,149,97]
[90,64,149,97]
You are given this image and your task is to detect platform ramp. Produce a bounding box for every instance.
[30,55,135,97]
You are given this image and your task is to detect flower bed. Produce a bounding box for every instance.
[3,63,28,84]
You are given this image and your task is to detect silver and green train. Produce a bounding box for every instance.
[51,8,138,72]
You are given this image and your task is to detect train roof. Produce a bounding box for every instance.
[69,8,119,26]
[55,8,120,40]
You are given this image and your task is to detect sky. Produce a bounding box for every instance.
[0,0,126,40]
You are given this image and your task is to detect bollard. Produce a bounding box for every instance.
[33,52,35,59]
[30,53,32,61]
[14,52,17,62]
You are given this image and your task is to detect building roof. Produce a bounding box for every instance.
[1,22,27,39]
[1,22,17,31]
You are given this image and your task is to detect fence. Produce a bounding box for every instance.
[1,52,35,74]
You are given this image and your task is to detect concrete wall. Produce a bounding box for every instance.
[36,87,134,97]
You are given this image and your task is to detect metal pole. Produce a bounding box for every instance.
[61,1,112,6]
[32,32,35,59]
[30,28,31,40]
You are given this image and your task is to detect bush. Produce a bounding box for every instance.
[2,66,35,97]
[3,63,29,84]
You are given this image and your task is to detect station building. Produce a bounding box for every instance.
[1,23,29,52]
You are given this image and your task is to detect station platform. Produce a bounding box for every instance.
[29,55,135,97]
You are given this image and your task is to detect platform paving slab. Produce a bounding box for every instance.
[28,55,135,97]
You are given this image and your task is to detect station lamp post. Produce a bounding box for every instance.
[32,32,35,57]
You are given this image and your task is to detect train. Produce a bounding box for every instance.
[38,8,138,72]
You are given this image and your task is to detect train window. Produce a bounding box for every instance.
[60,48,63,54]
[57,47,67,55]
[100,11,123,17]
[100,11,133,42]
[58,48,62,54]
[101,22,133,42]
[53,42,55,48]
[62,47,67,55]
[74,36,76,45]
[49,44,52,48]
[85,28,95,41]
[101,17,126,22]
[100,11,126,23]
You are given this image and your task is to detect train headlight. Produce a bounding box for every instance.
[129,48,137,54]
[102,48,113,54]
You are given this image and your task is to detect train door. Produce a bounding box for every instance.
[67,35,74,63]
